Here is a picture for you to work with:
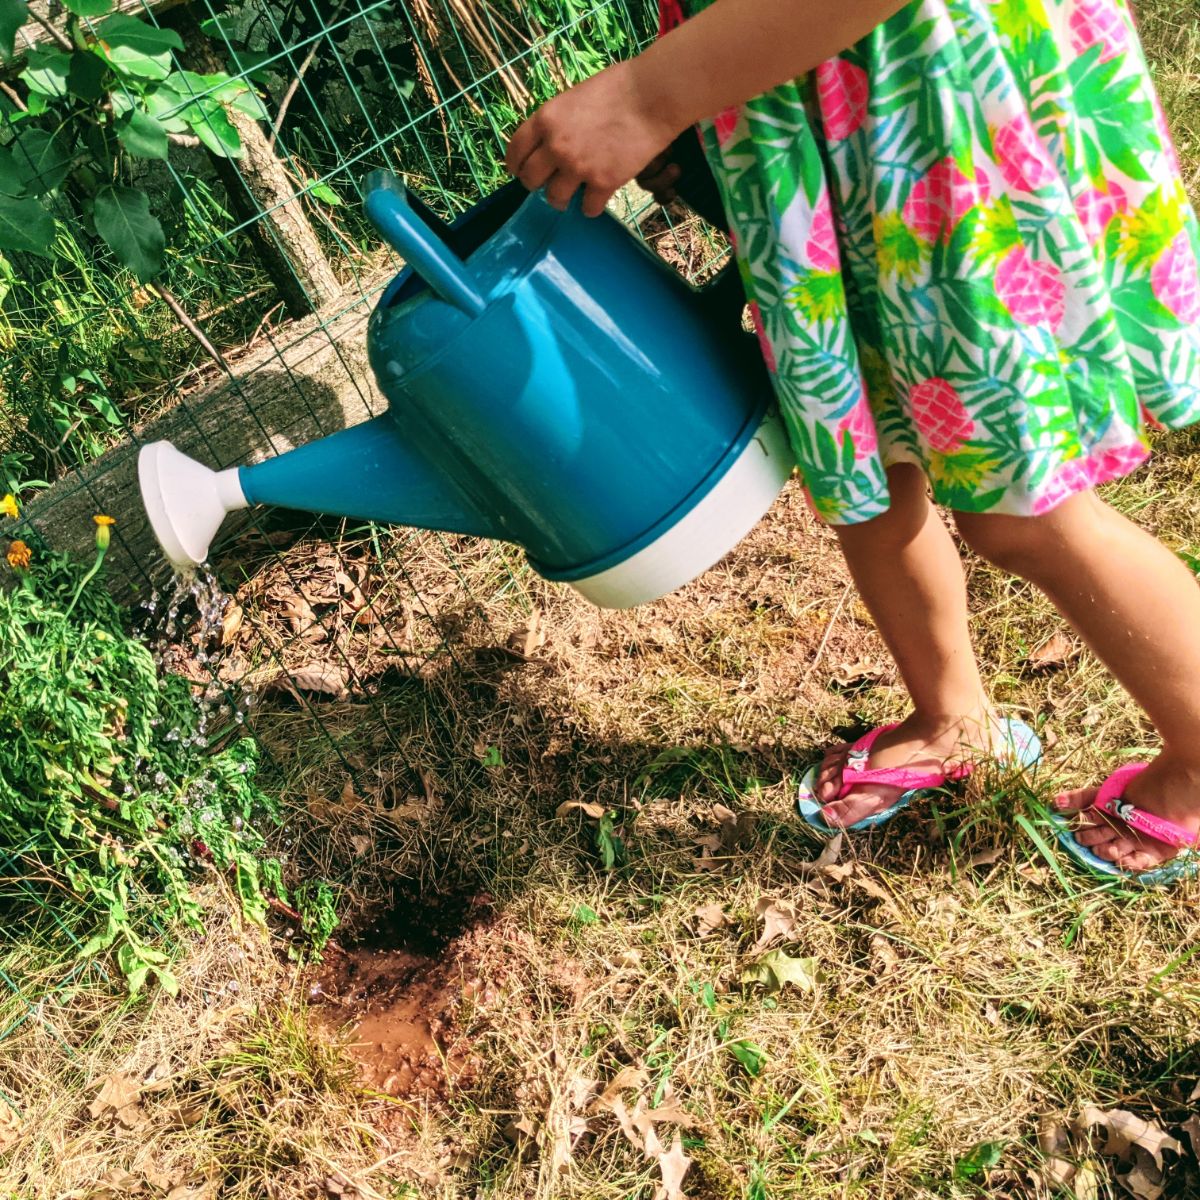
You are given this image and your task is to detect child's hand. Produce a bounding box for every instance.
[636,153,683,205]
[506,59,678,218]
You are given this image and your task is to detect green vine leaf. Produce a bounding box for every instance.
[10,128,74,196]
[0,145,19,196]
[62,0,115,15]
[183,99,242,158]
[19,47,70,97]
[93,12,183,81]
[0,0,26,61]
[67,45,107,99]
[115,107,168,159]
[0,191,55,257]
[94,184,164,280]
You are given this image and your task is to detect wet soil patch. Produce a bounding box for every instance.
[309,881,496,1101]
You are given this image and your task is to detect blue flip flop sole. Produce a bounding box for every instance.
[796,717,1042,835]
[1052,817,1199,888]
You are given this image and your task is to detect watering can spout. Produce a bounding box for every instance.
[139,418,506,571]
[139,441,249,570]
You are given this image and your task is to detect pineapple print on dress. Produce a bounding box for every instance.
[1068,0,1131,62]
[1152,234,1200,326]
[663,0,1200,522]
[909,379,975,454]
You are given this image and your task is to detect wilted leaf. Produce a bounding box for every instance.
[0,1102,21,1152]
[556,800,607,820]
[741,948,820,994]
[967,844,1005,867]
[1122,1156,1167,1200]
[647,1097,697,1127]
[692,902,729,937]
[712,802,756,850]
[284,663,346,696]
[1182,1114,1200,1160]
[349,835,371,857]
[829,659,883,691]
[220,603,244,645]
[654,1130,692,1200]
[1073,1106,1182,1168]
[752,897,801,950]
[502,1115,540,1160]
[1027,631,1075,672]
[595,1066,649,1109]
[88,1071,143,1124]
[868,933,899,978]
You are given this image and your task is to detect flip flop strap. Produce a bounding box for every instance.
[838,722,974,800]
[1093,763,1199,850]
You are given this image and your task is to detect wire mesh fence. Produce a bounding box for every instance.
[0,0,733,1047]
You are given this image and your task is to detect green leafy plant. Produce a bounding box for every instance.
[0,0,265,279]
[0,510,319,994]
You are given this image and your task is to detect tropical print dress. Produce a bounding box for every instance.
[659,0,1200,523]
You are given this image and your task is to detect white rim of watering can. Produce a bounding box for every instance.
[564,408,795,609]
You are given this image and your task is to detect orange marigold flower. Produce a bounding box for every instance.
[6,540,31,570]
[0,494,17,519]
[93,514,116,526]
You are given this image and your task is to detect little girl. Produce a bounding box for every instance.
[506,0,1200,885]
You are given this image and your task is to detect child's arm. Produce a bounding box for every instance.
[506,0,908,216]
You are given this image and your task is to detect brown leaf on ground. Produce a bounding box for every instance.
[556,800,607,819]
[594,1066,649,1109]
[1073,1105,1182,1168]
[692,902,730,937]
[647,1097,698,1128]
[829,659,883,691]
[88,1072,144,1126]
[220,603,243,645]
[1026,631,1076,672]
[285,663,347,696]
[967,844,1005,867]
[753,897,801,950]
[0,1102,21,1153]
[1181,1114,1200,1159]
[653,1130,692,1200]
[868,933,899,978]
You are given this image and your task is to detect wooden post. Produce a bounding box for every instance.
[170,6,343,318]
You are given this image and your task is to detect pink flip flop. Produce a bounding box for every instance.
[797,718,1042,833]
[1054,762,1199,887]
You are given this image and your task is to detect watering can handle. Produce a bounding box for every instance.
[363,170,487,317]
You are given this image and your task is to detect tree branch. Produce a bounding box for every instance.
[148,282,230,372]
[25,8,73,52]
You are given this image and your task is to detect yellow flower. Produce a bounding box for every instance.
[6,540,31,570]
[93,513,115,552]
[0,494,17,519]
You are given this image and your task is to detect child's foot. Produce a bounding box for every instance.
[813,709,999,828]
[1053,753,1200,873]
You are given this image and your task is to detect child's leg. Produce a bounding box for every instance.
[814,463,993,827]
[955,492,1200,872]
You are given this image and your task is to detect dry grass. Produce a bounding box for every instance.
[5,3,1200,1198]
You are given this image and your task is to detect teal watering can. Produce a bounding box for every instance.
[139,171,794,608]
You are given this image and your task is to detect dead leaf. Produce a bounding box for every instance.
[1027,631,1075,672]
[829,659,883,691]
[285,663,346,696]
[967,844,1005,867]
[1182,1114,1200,1159]
[220,604,243,645]
[753,897,801,950]
[1036,1117,1078,1192]
[165,1180,218,1200]
[1189,1081,1200,1103]
[141,1059,173,1093]
[549,1113,591,1174]
[1073,1160,1100,1200]
[0,1103,21,1153]
[692,902,730,937]
[1073,1106,1182,1168]
[339,779,362,810]
[88,1071,143,1126]
[349,835,371,857]
[1122,1154,1167,1200]
[868,933,899,978]
[568,1075,598,1110]
[646,1097,697,1128]
[654,1130,692,1200]
[793,832,854,881]
[556,800,607,820]
[595,1066,649,1109]
[741,948,820,994]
